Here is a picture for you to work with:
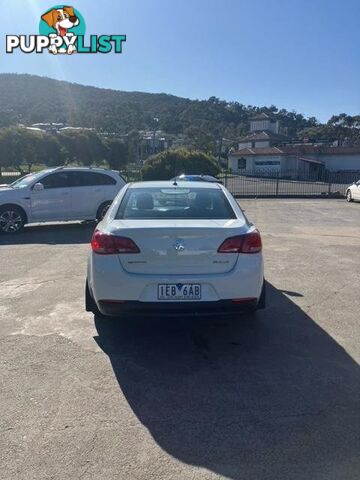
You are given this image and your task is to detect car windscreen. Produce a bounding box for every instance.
[116,187,236,220]
[11,171,48,189]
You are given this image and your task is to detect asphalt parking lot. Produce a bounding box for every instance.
[1,199,359,480]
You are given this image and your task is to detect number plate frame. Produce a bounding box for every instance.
[157,283,202,301]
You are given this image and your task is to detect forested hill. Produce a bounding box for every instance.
[0,73,320,140]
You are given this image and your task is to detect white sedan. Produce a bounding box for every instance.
[86,181,265,317]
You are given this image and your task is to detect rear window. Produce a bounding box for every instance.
[116,187,236,220]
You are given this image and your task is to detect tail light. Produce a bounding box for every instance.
[91,230,140,254]
[218,230,262,254]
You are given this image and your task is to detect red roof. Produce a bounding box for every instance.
[282,145,360,155]
[238,131,271,142]
[231,147,284,156]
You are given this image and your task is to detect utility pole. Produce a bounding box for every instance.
[218,136,223,166]
[152,117,159,154]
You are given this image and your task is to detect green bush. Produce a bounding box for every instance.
[141,148,220,180]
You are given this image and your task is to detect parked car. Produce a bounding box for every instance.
[171,174,222,184]
[0,167,126,233]
[86,181,265,317]
[346,180,360,202]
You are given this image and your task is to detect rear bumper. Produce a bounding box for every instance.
[97,298,258,317]
[88,253,264,304]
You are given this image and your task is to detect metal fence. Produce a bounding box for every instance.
[219,170,359,198]
[0,172,21,184]
[119,167,142,183]
[119,168,357,198]
[1,168,358,198]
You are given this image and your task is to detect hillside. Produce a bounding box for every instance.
[0,74,318,140]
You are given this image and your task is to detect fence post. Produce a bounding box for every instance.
[328,182,332,197]
[276,175,279,197]
[224,171,228,189]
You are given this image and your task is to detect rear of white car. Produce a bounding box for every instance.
[86,181,265,317]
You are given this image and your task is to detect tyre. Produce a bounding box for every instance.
[0,205,26,234]
[96,201,112,221]
[85,280,101,316]
[346,190,353,202]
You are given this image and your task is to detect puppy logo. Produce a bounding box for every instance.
[6,6,126,55]
[41,7,79,37]
[40,5,85,55]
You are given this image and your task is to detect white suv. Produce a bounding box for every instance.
[0,167,126,233]
[346,180,360,202]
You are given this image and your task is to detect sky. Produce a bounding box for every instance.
[0,0,359,122]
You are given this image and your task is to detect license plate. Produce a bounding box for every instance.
[158,283,201,301]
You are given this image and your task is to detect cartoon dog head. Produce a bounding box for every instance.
[41,6,79,37]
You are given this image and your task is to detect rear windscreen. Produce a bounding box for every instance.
[116,187,236,220]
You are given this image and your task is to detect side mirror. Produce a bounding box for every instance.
[33,182,44,192]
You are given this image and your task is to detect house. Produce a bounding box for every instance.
[25,123,96,134]
[228,115,360,178]
[30,122,64,132]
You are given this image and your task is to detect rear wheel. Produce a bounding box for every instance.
[96,201,112,221]
[85,281,101,316]
[0,206,26,234]
[346,190,353,202]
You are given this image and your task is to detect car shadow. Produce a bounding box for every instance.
[94,283,359,479]
[0,221,95,246]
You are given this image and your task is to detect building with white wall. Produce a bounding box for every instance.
[249,113,280,134]
[228,115,360,177]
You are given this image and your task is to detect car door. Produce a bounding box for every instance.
[30,171,73,221]
[69,171,108,219]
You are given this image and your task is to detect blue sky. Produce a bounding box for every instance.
[1,0,359,122]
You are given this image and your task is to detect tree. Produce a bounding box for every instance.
[141,148,220,180]
[298,114,360,145]
[184,126,216,153]
[59,131,107,165]
[39,134,66,167]
[104,138,128,170]
[127,130,140,163]
[0,127,43,174]
[0,109,18,128]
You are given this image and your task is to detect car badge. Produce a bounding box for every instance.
[173,240,185,251]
